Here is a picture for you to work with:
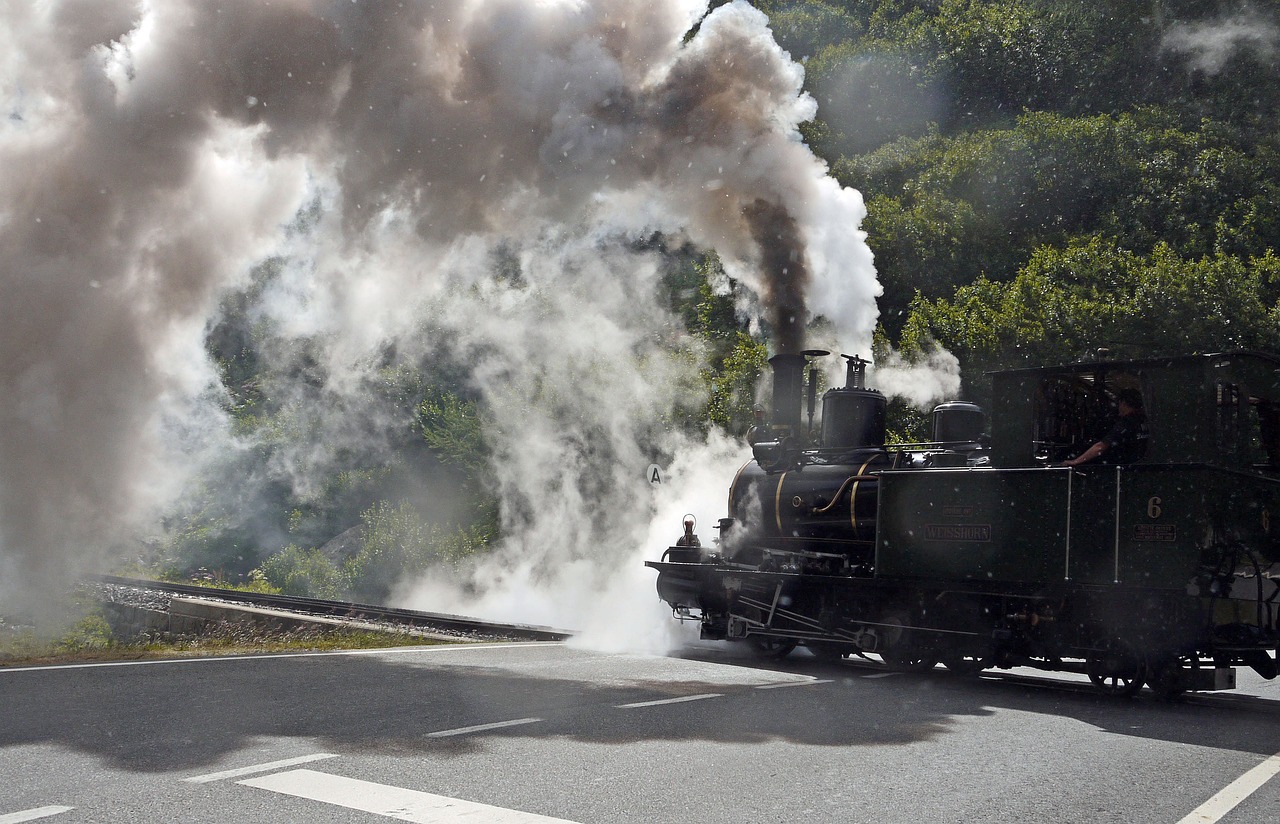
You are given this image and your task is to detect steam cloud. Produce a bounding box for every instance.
[1162,6,1280,74]
[0,0,894,641]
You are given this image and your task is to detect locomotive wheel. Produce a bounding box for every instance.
[879,612,936,672]
[1086,639,1147,698]
[882,648,937,672]
[808,642,849,662]
[1147,653,1200,700]
[749,635,798,659]
[940,653,989,676]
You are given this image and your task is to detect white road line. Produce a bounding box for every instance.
[0,807,73,824]
[864,672,901,679]
[183,752,340,784]
[755,679,832,690]
[615,693,723,708]
[427,717,543,738]
[1177,750,1280,824]
[0,643,552,673]
[240,768,579,823]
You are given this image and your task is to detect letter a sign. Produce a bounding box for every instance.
[646,464,664,486]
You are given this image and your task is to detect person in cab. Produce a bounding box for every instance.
[1060,388,1149,467]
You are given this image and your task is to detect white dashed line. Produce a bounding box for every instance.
[241,769,580,822]
[183,753,340,783]
[1177,750,1280,824]
[615,693,723,708]
[755,679,832,690]
[864,672,902,679]
[0,807,73,824]
[427,717,543,738]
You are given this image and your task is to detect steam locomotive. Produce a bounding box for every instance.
[648,350,1280,697]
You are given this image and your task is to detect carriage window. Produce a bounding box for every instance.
[1257,402,1280,468]
[1218,383,1280,469]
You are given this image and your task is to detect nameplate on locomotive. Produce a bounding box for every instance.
[1133,524,1177,542]
[924,524,992,542]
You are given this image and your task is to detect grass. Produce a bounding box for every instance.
[0,605,457,668]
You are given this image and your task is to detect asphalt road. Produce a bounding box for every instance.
[2,641,1278,823]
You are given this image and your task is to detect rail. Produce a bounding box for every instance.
[92,574,575,642]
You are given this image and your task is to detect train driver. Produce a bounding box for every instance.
[1059,388,1149,467]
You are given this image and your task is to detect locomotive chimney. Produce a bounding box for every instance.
[768,353,806,438]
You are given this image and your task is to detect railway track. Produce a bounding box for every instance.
[92,574,574,642]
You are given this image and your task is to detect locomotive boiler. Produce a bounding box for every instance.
[649,350,1280,697]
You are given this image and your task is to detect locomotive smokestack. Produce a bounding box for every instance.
[769,353,806,437]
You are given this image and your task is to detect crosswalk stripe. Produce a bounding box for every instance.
[240,769,580,823]
[0,806,74,823]
[1177,750,1280,824]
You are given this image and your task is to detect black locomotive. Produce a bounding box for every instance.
[648,350,1280,697]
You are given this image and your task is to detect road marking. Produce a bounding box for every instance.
[864,672,901,679]
[427,718,543,738]
[183,753,340,783]
[1177,750,1280,824]
[0,807,73,823]
[616,693,723,708]
[0,643,552,673]
[755,679,832,690]
[240,769,579,822]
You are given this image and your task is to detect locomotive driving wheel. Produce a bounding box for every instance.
[1146,652,1200,700]
[880,612,937,672]
[939,652,989,676]
[807,642,850,662]
[749,635,798,659]
[1086,638,1147,697]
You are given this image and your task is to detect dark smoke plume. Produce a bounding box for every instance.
[744,199,809,354]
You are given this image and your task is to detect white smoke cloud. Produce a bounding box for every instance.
[0,0,934,647]
[871,347,962,411]
[1162,7,1280,74]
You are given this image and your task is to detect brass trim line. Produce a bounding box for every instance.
[1113,467,1122,583]
[728,460,751,516]
[811,476,879,515]
[775,471,789,534]
[850,458,879,533]
[1064,469,1073,581]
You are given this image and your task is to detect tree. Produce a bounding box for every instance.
[901,236,1280,398]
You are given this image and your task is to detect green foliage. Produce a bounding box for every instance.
[258,546,342,599]
[705,333,770,434]
[768,2,864,61]
[341,501,491,603]
[903,237,1280,388]
[679,254,772,436]
[837,108,1280,340]
[54,613,115,653]
[418,390,490,478]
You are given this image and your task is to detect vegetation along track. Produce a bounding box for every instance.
[93,575,574,642]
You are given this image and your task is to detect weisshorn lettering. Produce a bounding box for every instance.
[924,524,992,542]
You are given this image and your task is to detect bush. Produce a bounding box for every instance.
[257,546,343,599]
